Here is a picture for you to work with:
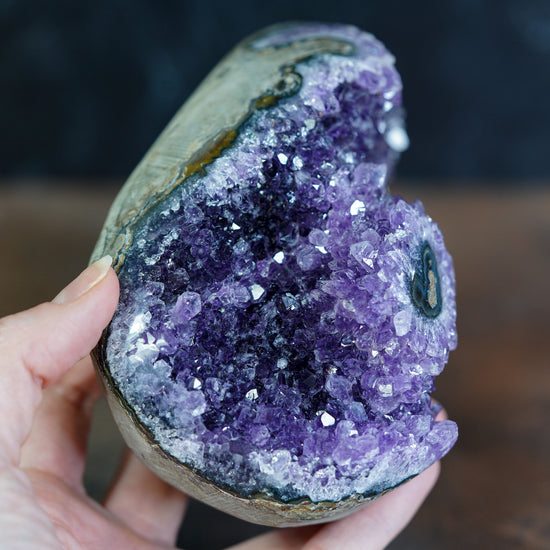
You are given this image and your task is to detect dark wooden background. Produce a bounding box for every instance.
[1,182,549,549]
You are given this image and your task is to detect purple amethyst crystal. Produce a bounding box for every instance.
[103,23,457,505]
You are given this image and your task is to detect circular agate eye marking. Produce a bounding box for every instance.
[411,243,442,318]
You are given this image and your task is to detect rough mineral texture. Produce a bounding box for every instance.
[106,24,458,503]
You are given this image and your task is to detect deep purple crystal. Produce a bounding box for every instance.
[106,23,457,503]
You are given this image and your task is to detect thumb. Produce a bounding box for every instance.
[0,256,119,465]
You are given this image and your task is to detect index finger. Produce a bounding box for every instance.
[0,259,118,466]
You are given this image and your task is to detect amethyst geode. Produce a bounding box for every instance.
[93,22,457,524]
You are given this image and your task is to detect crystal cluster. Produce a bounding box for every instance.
[106,24,457,503]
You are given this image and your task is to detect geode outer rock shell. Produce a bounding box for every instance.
[92,22,458,527]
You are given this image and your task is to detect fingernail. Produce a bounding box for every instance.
[53,255,113,304]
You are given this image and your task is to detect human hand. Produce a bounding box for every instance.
[0,257,441,549]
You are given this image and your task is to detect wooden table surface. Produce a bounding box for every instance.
[1,182,549,549]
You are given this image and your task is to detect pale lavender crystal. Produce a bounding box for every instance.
[106,23,457,503]
[172,292,202,323]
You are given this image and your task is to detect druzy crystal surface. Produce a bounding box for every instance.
[106,24,457,503]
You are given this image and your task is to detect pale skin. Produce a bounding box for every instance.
[0,257,442,549]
